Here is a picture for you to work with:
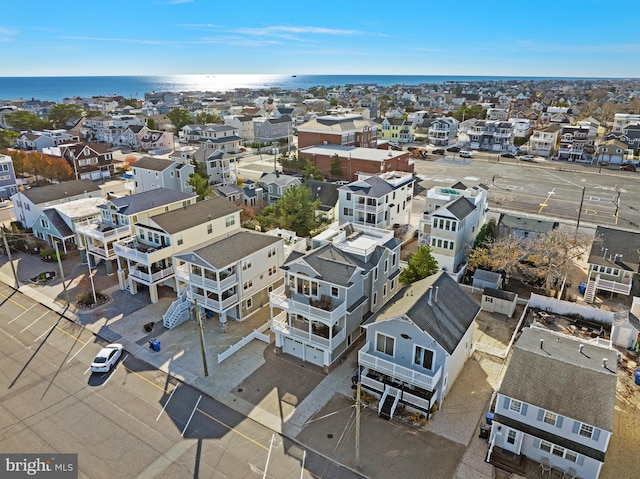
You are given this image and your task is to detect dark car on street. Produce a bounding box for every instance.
[446,146,461,153]
[500,152,516,158]
[620,164,636,171]
[432,149,445,155]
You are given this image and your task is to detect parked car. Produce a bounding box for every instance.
[446,146,461,153]
[500,152,516,159]
[90,343,123,373]
[520,155,535,162]
[620,164,637,171]
[432,149,445,155]
[459,150,473,158]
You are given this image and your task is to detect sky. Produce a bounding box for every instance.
[1,0,639,78]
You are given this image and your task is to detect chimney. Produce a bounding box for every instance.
[435,286,439,302]
[540,339,544,349]
[428,287,433,305]
[602,358,608,368]
[579,344,584,354]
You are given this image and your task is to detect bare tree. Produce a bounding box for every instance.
[468,234,526,284]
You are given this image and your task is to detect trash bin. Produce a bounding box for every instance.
[635,369,640,386]
[578,283,587,294]
[485,412,494,425]
[150,339,161,352]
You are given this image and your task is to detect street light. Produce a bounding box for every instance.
[272,141,278,173]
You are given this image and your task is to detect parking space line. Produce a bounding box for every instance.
[8,305,35,323]
[156,384,179,421]
[0,290,30,310]
[196,407,269,451]
[181,395,202,437]
[121,364,173,395]
[103,354,128,386]
[66,340,91,363]
[33,323,57,342]
[20,311,48,332]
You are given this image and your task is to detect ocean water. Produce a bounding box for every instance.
[0,74,614,103]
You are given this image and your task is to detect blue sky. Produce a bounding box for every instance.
[1,0,639,77]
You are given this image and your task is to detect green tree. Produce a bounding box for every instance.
[123,98,139,108]
[85,110,102,118]
[48,104,84,129]
[0,129,19,149]
[166,108,192,131]
[449,104,486,122]
[329,97,339,107]
[146,117,157,130]
[330,154,343,178]
[4,110,50,130]
[473,218,498,250]
[256,185,321,237]
[195,112,221,124]
[378,94,394,118]
[186,172,213,201]
[302,159,323,180]
[399,246,439,285]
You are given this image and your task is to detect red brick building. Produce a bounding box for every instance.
[296,114,379,149]
[298,145,414,181]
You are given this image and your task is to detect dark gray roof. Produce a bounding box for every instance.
[100,188,196,216]
[133,156,175,172]
[473,269,501,283]
[442,196,476,220]
[588,226,640,271]
[42,209,73,237]
[285,243,364,287]
[215,184,243,197]
[499,214,559,234]
[499,327,617,431]
[483,288,515,301]
[21,179,101,204]
[178,231,281,270]
[342,174,411,199]
[306,180,339,208]
[366,271,480,354]
[148,196,240,235]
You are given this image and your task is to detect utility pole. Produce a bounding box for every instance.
[1,227,19,289]
[576,186,585,233]
[355,368,361,468]
[194,303,209,377]
[86,254,97,304]
[53,241,70,306]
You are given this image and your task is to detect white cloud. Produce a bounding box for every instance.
[0,26,18,42]
[235,25,362,36]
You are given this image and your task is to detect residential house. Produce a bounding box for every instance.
[114,196,241,304]
[11,179,102,229]
[486,108,510,121]
[178,124,242,152]
[605,124,640,156]
[270,222,402,369]
[224,114,257,141]
[612,113,640,133]
[298,144,414,182]
[166,228,285,328]
[190,147,237,186]
[377,117,414,143]
[0,154,18,200]
[214,183,243,203]
[58,142,120,180]
[418,182,489,278]
[596,139,628,165]
[489,327,617,479]
[258,172,302,205]
[31,197,106,253]
[238,179,264,208]
[427,117,459,146]
[130,156,194,194]
[468,121,514,152]
[557,126,593,162]
[296,114,378,149]
[509,119,534,139]
[583,226,640,303]
[114,125,147,148]
[306,180,340,224]
[75,188,196,275]
[338,171,414,229]
[498,214,559,243]
[253,115,294,144]
[358,271,479,419]
[529,124,561,158]
[16,129,79,153]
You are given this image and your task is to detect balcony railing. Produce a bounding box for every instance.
[354,201,385,213]
[129,266,174,284]
[76,220,130,241]
[589,273,632,295]
[358,344,441,391]
[87,245,115,259]
[271,311,346,350]
[361,374,432,411]
[270,285,346,323]
[192,292,238,312]
[175,267,237,291]
[114,240,170,265]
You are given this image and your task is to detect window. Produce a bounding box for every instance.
[506,430,517,445]
[331,286,339,297]
[552,445,565,458]
[565,451,578,463]
[177,234,183,246]
[383,284,387,297]
[376,333,394,356]
[242,260,252,270]
[225,215,235,227]
[509,399,522,414]
[346,193,351,201]
[207,224,213,234]
[243,279,253,290]
[246,298,252,309]
[40,218,50,229]
[372,292,377,306]
[539,440,552,453]
[579,424,594,438]
[414,346,433,369]
[384,259,388,273]
[544,411,558,426]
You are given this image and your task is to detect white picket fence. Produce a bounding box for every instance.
[217,322,271,364]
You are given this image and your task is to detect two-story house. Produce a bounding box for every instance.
[529,124,561,158]
[583,226,640,303]
[557,126,593,162]
[224,114,257,141]
[0,154,19,200]
[269,222,402,370]
[16,129,79,153]
[253,115,294,144]
[337,171,414,229]
[612,113,640,133]
[377,117,414,143]
[468,120,514,152]
[165,229,285,329]
[427,117,459,146]
[358,271,479,420]
[139,129,174,152]
[130,156,194,194]
[178,124,242,152]
[75,188,196,274]
[418,182,489,278]
[114,196,241,304]
[489,327,617,479]
[190,147,237,186]
[258,172,302,205]
[596,139,628,165]
[11,179,102,229]
[59,142,120,180]
[306,180,340,224]
[296,114,378,149]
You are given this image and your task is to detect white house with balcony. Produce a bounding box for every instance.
[427,117,459,146]
[468,120,514,152]
[338,171,414,229]
[75,188,196,275]
[358,271,479,420]
[130,156,195,194]
[488,327,617,479]
[583,226,639,304]
[114,197,241,304]
[258,172,302,205]
[612,113,640,133]
[269,222,402,370]
[164,230,285,329]
[418,182,488,278]
[178,124,242,152]
[529,124,561,158]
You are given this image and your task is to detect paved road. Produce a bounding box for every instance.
[0,282,363,479]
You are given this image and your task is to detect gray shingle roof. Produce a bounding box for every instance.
[499,214,559,234]
[499,327,617,431]
[285,243,363,287]
[443,196,476,220]
[366,271,479,354]
[588,226,640,271]
[21,179,101,204]
[148,196,240,235]
[42,209,73,237]
[306,180,339,208]
[133,156,175,172]
[100,188,196,216]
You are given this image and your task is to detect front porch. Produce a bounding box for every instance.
[489,447,568,479]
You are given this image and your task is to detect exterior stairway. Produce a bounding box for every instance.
[583,278,597,304]
[163,291,191,329]
[379,394,395,420]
